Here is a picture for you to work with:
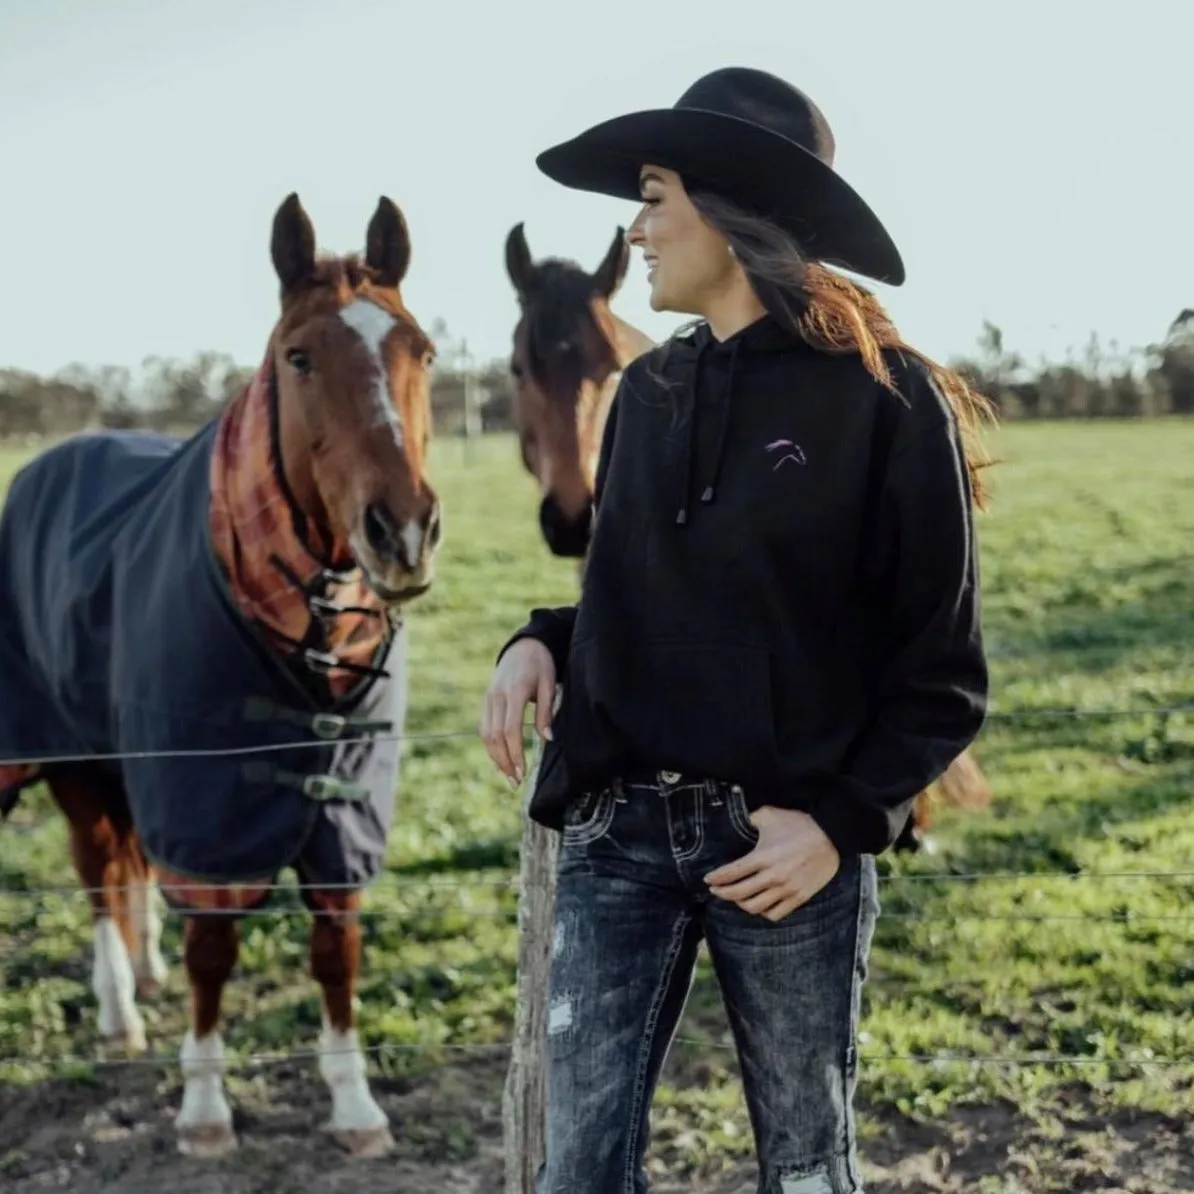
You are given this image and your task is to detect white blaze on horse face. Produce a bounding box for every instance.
[340,299,403,439]
[92,918,146,1051]
[318,1017,389,1137]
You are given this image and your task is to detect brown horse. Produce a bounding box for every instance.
[0,193,440,1158]
[504,222,653,559]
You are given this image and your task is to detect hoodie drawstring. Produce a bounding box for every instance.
[676,336,739,525]
[675,337,709,526]
[701,339,738,506]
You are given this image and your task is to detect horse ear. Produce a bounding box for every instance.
[505,222,535,299]
[271,192,317,294]
[592,226,629,298]
[365,196,411,288]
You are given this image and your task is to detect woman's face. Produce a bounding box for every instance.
[627,165,737,316]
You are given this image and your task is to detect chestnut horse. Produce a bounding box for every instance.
[501,223,988,850]
[0,193,440,1157]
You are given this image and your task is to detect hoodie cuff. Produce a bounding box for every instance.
[806,781,913,859]
[495,606,576,680]
[807,794,866,859]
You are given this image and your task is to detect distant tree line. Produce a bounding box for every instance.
[952,310,1194,420]
[2,311,1192,443]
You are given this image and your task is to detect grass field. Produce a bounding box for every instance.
[1,419,1193,1192]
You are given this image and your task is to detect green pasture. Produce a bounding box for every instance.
[0,419,1192,1178]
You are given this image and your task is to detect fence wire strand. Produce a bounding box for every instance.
[4,866,1194,902]
[4,897,1194,926]
[3,1036,1190,1076]
[0,699,1188,770]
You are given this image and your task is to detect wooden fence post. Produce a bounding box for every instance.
[501,720,559,1192]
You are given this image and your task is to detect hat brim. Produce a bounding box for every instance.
[536,107,905,287]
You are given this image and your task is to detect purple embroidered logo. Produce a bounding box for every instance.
[765,438,807,470]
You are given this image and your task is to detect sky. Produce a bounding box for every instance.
[1,0,1190,379]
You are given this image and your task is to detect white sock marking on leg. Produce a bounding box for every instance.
[177,1030,233,1132]
[92,918,145,1048]
[318,1017,388,1132]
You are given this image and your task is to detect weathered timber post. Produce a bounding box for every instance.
[502,708,560,1192]
[503,562,585,1190]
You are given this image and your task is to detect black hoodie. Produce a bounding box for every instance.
[502,313,988,857]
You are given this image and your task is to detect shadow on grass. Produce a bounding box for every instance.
[937,761,1194,875]
[988,555,1194,677]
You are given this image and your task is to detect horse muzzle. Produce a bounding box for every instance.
[353,497,441,600]
[538,494,592,559]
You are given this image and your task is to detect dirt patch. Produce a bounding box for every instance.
[1,1062,1191,1193]
[0,1058,506,1194]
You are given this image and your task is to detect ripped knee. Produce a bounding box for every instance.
[769,1160,860,1194]
[779,1174,834,1194]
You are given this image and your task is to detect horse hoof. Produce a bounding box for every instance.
[101,1022,148,1056]
[136,975,164,1000]
[177,1124,238,1159]
[329,1125,395,1158]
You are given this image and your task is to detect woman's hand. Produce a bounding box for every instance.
[479,638,557,785]
[704,806,840,921]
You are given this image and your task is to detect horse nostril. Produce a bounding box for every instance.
[363,502,402,562]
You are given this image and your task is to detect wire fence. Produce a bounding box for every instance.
[1,692,1192,1083]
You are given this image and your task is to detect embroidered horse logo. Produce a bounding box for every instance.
[765,438,807,470]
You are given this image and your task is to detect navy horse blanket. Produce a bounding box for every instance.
[0,420,405,897]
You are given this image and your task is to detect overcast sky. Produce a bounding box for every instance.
[2,0,1189,377]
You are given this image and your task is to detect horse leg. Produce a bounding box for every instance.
[47,767,147,1052]
[126,851,168,998]
[177,914,239,1157]
[309,891,393,1157]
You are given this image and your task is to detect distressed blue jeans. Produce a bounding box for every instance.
[537,772,879,1194]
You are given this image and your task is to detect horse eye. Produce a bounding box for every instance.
[422,351,436,370]
[510,360,524,380]
[285,347,311,375]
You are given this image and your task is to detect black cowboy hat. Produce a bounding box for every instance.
[535,66,905,286]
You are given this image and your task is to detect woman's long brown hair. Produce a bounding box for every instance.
[687,188,998,509]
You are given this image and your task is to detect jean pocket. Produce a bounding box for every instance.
[725,784,760,845]
[562,788,616,847]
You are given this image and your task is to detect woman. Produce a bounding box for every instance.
[480,66,993,1192]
